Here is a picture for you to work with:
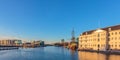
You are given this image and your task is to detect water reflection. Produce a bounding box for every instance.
[70,50,77,60]
[78,51,120,60]
[1,47,120,60]
[0,47,78,60]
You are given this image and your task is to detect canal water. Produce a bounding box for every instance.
[0,46,120,60]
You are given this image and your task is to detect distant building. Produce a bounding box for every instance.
[40,41,44,47]
[0,39,22,47]
[22,40,44,48]
[14,40,22,46]
[33,41,41,47]
[23,42,32,48]
[79,25,120,51]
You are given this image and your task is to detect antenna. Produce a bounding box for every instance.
[98,20,101,29]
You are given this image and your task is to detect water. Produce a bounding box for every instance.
[0,46,78,60]
[0,46,120,60]
[78,51,120,60]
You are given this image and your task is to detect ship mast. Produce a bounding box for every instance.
[71,28,75,42]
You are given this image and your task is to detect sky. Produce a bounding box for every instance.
[0,0,120,43]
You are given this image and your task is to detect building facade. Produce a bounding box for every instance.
[22,40,44,48]
[79,25,120,51]
[0,39,22,47]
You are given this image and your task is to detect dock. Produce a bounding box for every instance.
[0,47,19,50]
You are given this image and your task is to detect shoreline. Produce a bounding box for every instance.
[78,49,120,55]
[0,47,19,50]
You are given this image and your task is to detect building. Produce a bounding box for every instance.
[0,39,22,47]
[22,42,32,48]
[79,25,120,51]
[0,40,13,46]
[32,40,41,47]
[40,41,44,47]
[22,40,44,48]
[13,40,22,46]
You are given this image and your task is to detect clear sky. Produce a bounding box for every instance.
[0,0,120,42]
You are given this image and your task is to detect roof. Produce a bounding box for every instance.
[81,24,120,35]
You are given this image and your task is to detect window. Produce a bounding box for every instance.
[98,39,100,41]
[112,33,113,35]
[115,32,117,35]
[98,33,100,37]
[111,37,113,40]
[111,45,113,47]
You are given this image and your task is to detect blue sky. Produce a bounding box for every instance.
[0,0,120,42]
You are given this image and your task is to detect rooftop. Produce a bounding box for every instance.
[81,24,120,35]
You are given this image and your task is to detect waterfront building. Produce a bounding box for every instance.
[23,42,32,48]
[40,41,44,47]
[22,40,44,48]
[0,39,22,47]
[32,40,40,47]
[32,40,44,47]
[79,25,120,51]
[0,40,14,46]
[14,40,22,46]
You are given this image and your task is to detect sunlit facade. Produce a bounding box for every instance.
[0,39,22,46]
[0,40,14,46]
[22,40,44,48]
[79,25,120,51]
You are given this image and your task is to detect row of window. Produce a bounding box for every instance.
[80,37,120,42]
[80,36,120,40]
[80,35,106,39]
[80,31,120,39]
[110,32,120,35]
[80,44,105,47]
[109,45,120,48]
[109,42,120,44]
[109,37,120,40]
[80,45,120,48]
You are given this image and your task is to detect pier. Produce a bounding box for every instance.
[0,47,18,50]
